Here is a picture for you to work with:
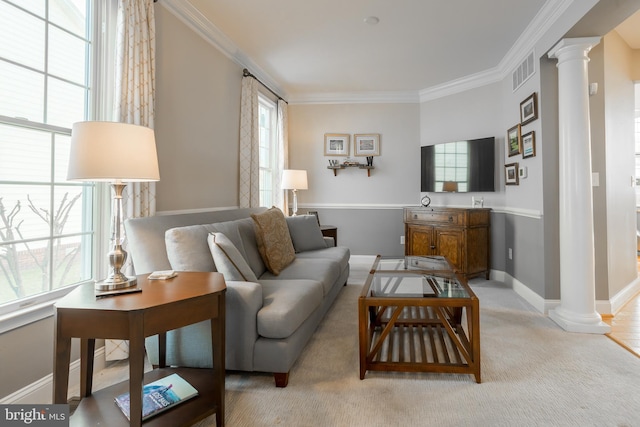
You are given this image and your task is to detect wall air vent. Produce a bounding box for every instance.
[512,51,535,92]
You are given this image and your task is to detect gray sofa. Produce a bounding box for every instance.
[124,207,350,387]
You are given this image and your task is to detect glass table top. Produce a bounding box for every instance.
[366,256,471,299]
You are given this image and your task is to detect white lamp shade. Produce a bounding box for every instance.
[281,169,308,190]
[68,121,160,182]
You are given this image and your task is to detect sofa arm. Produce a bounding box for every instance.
[224,280,263,370]
[145,279,263,371]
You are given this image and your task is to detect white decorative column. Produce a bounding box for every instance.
[547,37,609,334]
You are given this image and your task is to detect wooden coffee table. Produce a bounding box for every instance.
[358,256,480,383]
[53,272,226,426]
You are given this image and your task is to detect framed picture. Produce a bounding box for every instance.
[324,134,349,156]
[520,92,538,125]
[522,131,536,158]
[354,134,380,156]
[507,124,521,157]
[505,162,519,185]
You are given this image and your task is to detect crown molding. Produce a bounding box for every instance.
[160,0,288,100]
[161,0,572,105]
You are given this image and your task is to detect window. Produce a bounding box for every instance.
[0,0,109,320]
[258,94,278,207]
[434,141,469,192]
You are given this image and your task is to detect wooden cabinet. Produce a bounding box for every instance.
[404,207,490,280]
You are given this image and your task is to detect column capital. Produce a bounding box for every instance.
[548,37,601,60]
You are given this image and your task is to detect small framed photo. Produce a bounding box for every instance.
[354,134,380,156]
[324,133,350,156]
[507,124,521,157]
[522,131,536,158]
[520,92,538,125]
[505,162,519,185]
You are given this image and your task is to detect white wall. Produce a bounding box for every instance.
[419,82,505,208]
[288,103,420,207]
[603,31,638,297]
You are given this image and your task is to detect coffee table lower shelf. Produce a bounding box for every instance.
[70,367,218,427]
[359,303,480,383]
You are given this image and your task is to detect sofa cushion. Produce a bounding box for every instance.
[209,218,266,278]
[295,246,351,272]
[166,224,223,272]
[208,232,258,282]
[251,207,295,275]
[260,257,341,297]
[286,215,327,253]
[257,279,323,339]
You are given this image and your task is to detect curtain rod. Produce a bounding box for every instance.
[243,69,287,103]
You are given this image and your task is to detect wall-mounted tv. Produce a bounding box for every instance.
[421,137,495,193]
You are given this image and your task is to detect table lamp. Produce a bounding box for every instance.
[442,181,458,192]
[281,169,308,216]
[68,121,160,291]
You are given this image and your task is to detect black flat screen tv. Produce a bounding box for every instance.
[421,137,495,193]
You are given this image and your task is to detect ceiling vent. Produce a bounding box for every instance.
[512,51,535,92]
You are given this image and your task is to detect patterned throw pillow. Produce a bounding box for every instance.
[251,207,296,275]
[207,232,258,282]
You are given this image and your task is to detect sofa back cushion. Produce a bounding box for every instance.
[251,207,296,275]
[208,232,258,282]
[207,218,266,278]
[165,218,267,276]
[286,215,328,253]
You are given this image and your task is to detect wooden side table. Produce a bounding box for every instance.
[53,272,226,427]
[320,225,338,245]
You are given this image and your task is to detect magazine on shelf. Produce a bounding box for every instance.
[114,373,198,421]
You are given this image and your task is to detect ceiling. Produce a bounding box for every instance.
[180,0,640,101]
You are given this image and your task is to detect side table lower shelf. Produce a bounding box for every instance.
[70,367,217,427]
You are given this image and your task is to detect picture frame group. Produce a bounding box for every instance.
[505,91,538,185]
[324,133,380,157]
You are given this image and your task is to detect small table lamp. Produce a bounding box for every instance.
[442,181,458,192]
[281,169,308,216]
[68,121,160,291]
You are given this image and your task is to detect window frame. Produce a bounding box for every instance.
[0,0,116,333]
[258,93,279,208]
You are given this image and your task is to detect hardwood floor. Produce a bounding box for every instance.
[602,258,640,358]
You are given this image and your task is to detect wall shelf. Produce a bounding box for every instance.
[327,164,374,177]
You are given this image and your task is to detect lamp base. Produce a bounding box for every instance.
[95,275,138,291]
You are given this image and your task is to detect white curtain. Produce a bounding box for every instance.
[239,77,260,208]
[276,99,289,215]
[106,0,156,361]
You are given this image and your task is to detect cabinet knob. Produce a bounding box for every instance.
[448,216,453,222]
[430,245,436,250]
[413,214,417,219]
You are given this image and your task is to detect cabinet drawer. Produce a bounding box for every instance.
[405,209,460,225]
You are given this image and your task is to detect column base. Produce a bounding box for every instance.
[549,306,610,334]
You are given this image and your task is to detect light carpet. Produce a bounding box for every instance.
[91,264,640,426]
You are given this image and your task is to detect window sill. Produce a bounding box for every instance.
[0,285,84,334]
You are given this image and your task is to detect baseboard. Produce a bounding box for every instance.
[0,347,106,404]
[608,276,640,315]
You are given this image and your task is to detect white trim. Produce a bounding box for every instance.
[156,206,241,216]
[490,206,543,219]
[608,276,640,315]
[0,347,106,404]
